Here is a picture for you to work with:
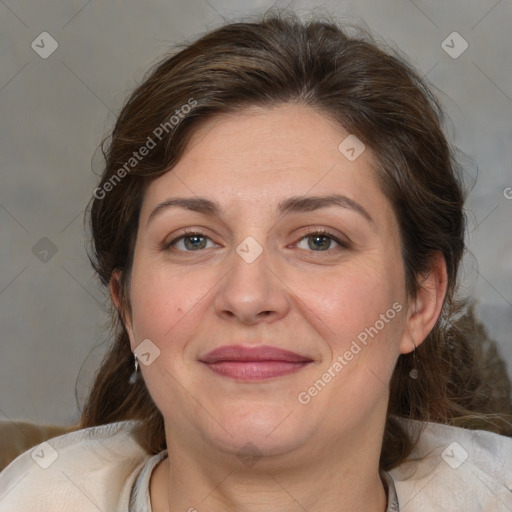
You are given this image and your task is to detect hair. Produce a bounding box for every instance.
[81,11,512,470]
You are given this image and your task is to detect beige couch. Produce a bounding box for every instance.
[0,420,77,472]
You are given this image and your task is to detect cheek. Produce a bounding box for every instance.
[303,262,403,342]
[308,273,404,388]
[128,261,214,344]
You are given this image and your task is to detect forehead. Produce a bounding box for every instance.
[140,103,393,225]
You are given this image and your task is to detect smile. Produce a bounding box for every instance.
[199,345,313,381]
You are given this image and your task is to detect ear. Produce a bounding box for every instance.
[109,270,123,311]
[109,271,134,339]
[400,251,448,354]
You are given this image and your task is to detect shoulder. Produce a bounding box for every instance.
[0,420,151,512]
[389,418,512,510]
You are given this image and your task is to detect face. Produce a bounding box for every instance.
[123,104,413,462]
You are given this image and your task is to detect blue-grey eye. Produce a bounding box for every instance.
[169,234,215,251]
[296,233,341,251]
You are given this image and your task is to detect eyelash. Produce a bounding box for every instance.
[164,228,349,253]
[295,229,350,251]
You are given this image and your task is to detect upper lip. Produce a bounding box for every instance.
[200,345,312,363]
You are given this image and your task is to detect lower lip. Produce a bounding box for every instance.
[203,361,311,381]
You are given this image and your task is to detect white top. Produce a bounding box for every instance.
[0,418,511,511]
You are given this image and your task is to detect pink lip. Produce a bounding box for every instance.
[200,345,313,381]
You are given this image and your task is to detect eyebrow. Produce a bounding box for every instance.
[147,194,374,225]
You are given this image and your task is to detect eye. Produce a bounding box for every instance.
[165,231,217,251]
[164,229,348,253]
[295,230,348,252]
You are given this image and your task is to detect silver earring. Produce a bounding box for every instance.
[129,353,140,384]
[409,341,418,379]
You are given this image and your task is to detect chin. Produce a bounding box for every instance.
[202,403,314,459]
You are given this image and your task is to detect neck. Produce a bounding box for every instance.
[150,425,388,512]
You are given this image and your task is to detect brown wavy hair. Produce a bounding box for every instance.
[81,11,512,470]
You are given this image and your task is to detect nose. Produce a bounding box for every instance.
[213,242,291,326]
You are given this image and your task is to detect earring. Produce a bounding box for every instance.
[409,340,418,379]
[129,353,140,384]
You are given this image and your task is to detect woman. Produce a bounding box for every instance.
[1,12,511,512]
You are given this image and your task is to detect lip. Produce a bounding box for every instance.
[199,345,313,381]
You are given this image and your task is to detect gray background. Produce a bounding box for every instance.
[1,0,511,426]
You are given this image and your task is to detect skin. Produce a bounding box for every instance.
[111,103,447,512]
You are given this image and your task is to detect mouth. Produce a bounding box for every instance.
[199,345,313,381]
